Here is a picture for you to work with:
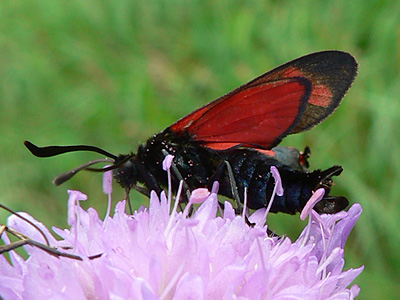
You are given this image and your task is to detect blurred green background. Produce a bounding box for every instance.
[0,0,399,298]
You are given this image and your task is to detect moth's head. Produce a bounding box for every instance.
[112,154,140,190]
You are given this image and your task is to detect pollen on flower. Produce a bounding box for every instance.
[0,167,363,299]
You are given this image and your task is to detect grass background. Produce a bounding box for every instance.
[1,0,399,298]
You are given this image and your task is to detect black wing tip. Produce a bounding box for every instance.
[302,50,358,67]
[293,50,358,79]
[325,50,358,83]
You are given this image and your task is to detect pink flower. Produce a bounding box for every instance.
[1,168,363,299]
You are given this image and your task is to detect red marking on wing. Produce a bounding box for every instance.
[309,85,333,107]
[278,68,333,107]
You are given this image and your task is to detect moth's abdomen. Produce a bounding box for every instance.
[219,150,317,214]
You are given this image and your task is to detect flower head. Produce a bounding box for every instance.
[1,171,363,299]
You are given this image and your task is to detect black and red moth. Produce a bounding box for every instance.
[25,50,357,215]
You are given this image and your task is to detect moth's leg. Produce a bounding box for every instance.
[123,184,151,214]
[123,160,163,214]
[209,159,242,213]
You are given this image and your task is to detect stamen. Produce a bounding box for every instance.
[263,166,284,223]
[300,188,325,220]
[165,180,184,236]
[160,263,185,300]
[67,190,87,248]
[270,166,283,196]
[162,154,174,171]
[317,247,343,277]
[242,187,248,219]
[256,237,267,273]
[183,188,210,217]
[103,167,113,224]
[162,155,175,209]
[211,181,220,195]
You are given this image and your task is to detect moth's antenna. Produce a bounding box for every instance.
[24,141,118,160]
[24,141,120,185]
[53,158,115,185]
